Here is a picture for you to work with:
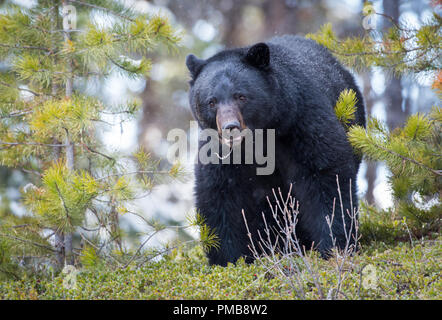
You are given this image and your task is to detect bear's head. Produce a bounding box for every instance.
[186,43,281,146]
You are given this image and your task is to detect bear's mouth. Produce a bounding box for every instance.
[219,128,244,147]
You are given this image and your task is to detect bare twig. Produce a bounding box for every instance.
[242,180,360,299]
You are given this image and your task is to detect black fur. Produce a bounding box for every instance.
[186,35,366,266]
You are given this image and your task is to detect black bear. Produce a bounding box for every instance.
[186,35,366,266]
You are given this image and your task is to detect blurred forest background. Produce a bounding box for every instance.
[0,0,439,247]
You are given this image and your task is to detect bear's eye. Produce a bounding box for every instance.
[236,94,246,102]
[208,99,216,107]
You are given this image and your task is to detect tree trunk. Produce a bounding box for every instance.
[51,1,66,269]
[383,0,407,131]
[362,72,377,205]
[63,0,75,266]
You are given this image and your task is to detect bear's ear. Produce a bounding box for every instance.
[244,43,270,69]
[186,54,206,80]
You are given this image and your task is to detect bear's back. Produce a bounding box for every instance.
[267,35,365,129]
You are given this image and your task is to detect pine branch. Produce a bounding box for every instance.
[329,45,441,57]
[0,267,21,280]
[0,110,32,119]
[0,233,57,253]
[69,0,135,22]
[54,182,73,226]
[370,139,442,176]
[0,0,181,273]
[0,43,51,52]
[0,80,43,96]
[78,232,122,266]
[374,12,418,32]
[95,170,172,181]
[121,230,161,268]
[79,142,115,162]
[0,141,71,147]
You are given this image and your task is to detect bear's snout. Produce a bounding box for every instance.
[216,104,246,147]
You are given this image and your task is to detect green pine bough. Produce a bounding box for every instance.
[312,1,441,243]
[0,1,216,280]
[333,90,441,242]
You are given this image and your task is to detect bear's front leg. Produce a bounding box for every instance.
[294,170,358,258]
[194,164,257,266]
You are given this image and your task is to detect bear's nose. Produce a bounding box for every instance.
[222,120,241,131]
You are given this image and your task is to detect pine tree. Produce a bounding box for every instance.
[349,108,441,240]
[306,2,441,76]
[0,0,184,278]
[312,2,441,242]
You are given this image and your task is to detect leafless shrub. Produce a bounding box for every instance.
[242,175,361,299]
